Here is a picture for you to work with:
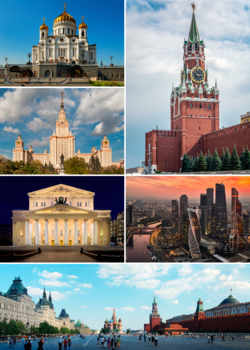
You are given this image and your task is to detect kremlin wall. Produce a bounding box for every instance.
[144,295,250,334]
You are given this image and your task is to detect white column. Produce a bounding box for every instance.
[45,219,48,245]
[84,220,88,245]
[74,219,78,245]
[29,223,32,245]
[38,222,41,245]
[35,220,39,246]
[25,220,29,245]
[91,222,94,245]
[94,220,97,245]
[55,219,58,245]
[64,219,68,245]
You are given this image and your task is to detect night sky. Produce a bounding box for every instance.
[0,176,124,224]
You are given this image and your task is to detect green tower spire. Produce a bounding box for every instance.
[188,3,200,43]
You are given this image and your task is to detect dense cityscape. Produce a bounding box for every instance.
[126,183,250,263]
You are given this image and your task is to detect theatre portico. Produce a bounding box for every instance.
[12,184,111,247]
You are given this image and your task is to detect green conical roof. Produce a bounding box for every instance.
[75,320,81,327]
[188,10,200,43]
[6,277,28,296]
[153,295,157,304]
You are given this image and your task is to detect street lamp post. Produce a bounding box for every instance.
[27,53,32,64]
[110,55,113,66]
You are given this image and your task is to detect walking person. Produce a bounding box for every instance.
[144,333,146,342]
[221,334,225,342]
[139,334,141,342]
[151,334,154,346]
[63,338,68,350]
[13,338,17,349]
[37,339,43,350]
[111,337,114,350]
[101,336,104,348]
[114,336,117,349]
[148,334,151,342]
[27,340,32,350]
[117,336,121,348]
[155,335,158,346]
[58,337,63,350]
[207,336,210,343]
[211,335,214,344]
[67,337,72,350]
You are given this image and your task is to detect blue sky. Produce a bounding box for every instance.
[0,264,249,330]
[0,88,124,162]
[126,0,250,168]
[0,0,124,66]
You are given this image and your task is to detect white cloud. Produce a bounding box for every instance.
[67,275,79,279]
[187,307,196,311]
[3,126,20,134]
[74,288,80,292]
[178,265,192,277]
[38,271,63,280]
[32,267,37,273]
[38,279,70,287]
[27,136,50,148]
[78,283,93,289]
[66,291,73,294]
[73,89,124,135]
[206,300,211,302]
[140,306,151,310]
[81,306,88,308]
[104,307,116,311]
[121,307,135,311]
[27,286,65,301]
[168,300,179,304]
[27,118,51,132]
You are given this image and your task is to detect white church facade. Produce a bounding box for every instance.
[13,92,120,169]
[12,184,111,247]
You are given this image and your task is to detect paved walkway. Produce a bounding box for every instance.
[1,335,249,350]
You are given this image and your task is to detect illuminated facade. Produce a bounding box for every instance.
[12,184,111,246]
[230,188,246,250]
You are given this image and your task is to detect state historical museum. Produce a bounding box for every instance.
[145,4,250,173]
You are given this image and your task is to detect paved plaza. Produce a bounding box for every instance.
[1,335,250,350]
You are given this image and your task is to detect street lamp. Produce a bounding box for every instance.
[5,57,8,66]
[27,53,32,64]
[110,55,113,66]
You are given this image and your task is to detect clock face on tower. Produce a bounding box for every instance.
[191,67,205,83]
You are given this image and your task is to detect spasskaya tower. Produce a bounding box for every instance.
[145,3,220,172]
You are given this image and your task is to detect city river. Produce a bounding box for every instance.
[126,234,152,262]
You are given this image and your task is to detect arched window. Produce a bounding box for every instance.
[77,202,79,206]
[195,43,199,51]
[60,230,63,236]
[82,31,84,37]
[36,202,38,207]
[42,32,45,38]
[85,202,87,207]
[80,202,82,207]
[69,230,71,236]
[200,115,202,117]
[199,103,202,109]
[188,44,192,51]
[44,202,46,206]
[41,202,43,207]
[208,104,211,109]
[190,103,193,108]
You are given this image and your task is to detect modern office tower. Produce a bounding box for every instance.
[243,213,249,237]
[126,203,134,226]
[187,207,202,259]
[172,200,179,234]
[182,210,190,252]
[215,183,227,239]
[206,188,214,234]
[210,204,216,237]
[200,194,208,236]
[180,195,188,235]
[230,188,245,250]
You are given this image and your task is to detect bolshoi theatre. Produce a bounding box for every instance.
[12,184,111,246]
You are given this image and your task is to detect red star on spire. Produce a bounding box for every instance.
[191,2,196,11]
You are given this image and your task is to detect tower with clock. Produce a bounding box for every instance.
[145,3,220,172]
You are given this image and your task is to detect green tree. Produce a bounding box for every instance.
[30,325,39,335]
[197,151,207,172]
[126,329,131,334]
[193,156,199,172]
[0,321,8,336]
[6,320,19,335]
[221,148,231,171]
[100,328,109,334]
[209,150,222,171]
[64,157,89,174]
[240,147,245,163]
[186,157,194,172]
[229,145,241,170]
[220,148,225,163]
[88,155,102,173]
[241,146,250,170]
[16,321,26,334]
[181,154,189,172]
[206,153,213,170]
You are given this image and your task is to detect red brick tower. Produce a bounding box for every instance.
[150,295,162,330]
[145,3,220,172]
[171,3,219,161]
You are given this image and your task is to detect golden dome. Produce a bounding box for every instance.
[40,23,49,30]
[54,10,76,25]
[79,22,87,29]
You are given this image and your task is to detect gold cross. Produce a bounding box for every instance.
[63,3,67,11]
[191,2,196,11]
[43,17,46,23]
[82,16,84,22]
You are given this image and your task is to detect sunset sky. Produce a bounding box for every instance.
[126,176,250,200]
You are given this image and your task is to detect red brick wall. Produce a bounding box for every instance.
[174,313,250,332]
[202,122,250,157]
